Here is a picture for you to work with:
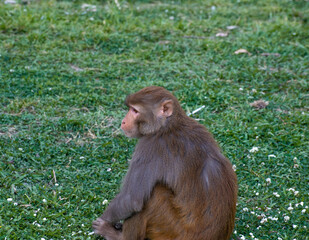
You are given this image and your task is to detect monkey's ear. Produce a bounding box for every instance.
[159,100,173,117]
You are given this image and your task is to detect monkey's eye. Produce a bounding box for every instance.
[131,107,138,114]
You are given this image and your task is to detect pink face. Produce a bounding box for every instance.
[121,106,140,138]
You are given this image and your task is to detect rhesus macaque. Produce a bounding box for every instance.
[93,86,237,240]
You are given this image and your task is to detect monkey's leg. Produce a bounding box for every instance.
[122,213,147,240]
[144,184,183,240]
[121,184,182,240]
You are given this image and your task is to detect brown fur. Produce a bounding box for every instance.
[93,86,238,240]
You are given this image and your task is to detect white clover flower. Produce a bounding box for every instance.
[266,178,271,184]
[288,204,294,211]
[243,207,249,212]
[43,199,47,203]
[273,192,280,197]
[232,165,237,171]
[260,218,267,224]
[284,216,290,222]
[293,225,297,229]
[240,235,245,240]
[103,199,108,205]
[107,168,112,172]
[268,154,276,158]
[249,147,259,153]
[7,198,13,202]
[43,218,47,221]
[301,209,306,213]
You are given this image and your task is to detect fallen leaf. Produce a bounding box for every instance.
[216,32,229,37]
[20,204,32,208]
[4,0,17,4]
[183,35,207,39]
[70,65,84,72]
[227,25,238,30]
[261,53,281,57]
[250,99,269,109]
[234,49,251,55]
[81,4,97,12]
[158,40,171,45]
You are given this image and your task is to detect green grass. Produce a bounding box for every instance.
[0,0,308,239]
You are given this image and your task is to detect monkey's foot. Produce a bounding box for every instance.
[92,218,122,240]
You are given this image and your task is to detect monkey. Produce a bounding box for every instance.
[92,86,238,240]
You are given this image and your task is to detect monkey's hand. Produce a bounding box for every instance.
[92,218,122,240]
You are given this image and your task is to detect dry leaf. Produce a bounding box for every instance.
[216,32,229,37]
[81,4,97,12]
[234,49,251,55]
[227,25,238,30]
[20,204,32,207]
[70,65,84,72]
[250,99,269,109]
[158,40,171,45]
[85,130,97,139]
[261,53,281,57]
[4,0,17,4]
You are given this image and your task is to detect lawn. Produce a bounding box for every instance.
[0,0,308,239]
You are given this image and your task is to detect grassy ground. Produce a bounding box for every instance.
[0,0,308,239]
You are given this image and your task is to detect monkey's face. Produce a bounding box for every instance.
[122,99,174,138]
[121,105,142,138]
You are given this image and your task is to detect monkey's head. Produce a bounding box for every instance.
[121,86,182,138]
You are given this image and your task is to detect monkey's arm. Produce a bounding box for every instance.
[100,159,160,223]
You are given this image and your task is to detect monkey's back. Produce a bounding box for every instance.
[156,120,238,239]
